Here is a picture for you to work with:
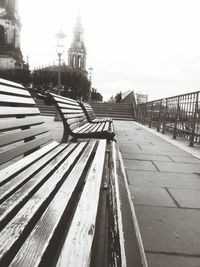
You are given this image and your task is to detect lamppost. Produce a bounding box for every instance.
[88,67,93,102]
[55,30,66,95]
[54,30,66,121]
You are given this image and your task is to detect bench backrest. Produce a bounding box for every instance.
[47,93,88,134]
[0,79,53,168]
[79,102,96,122]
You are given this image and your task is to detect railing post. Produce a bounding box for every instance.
[157,99,162,132]
[142,103,147,125]
[149,102,153,128]
[173,97,180,139]
[162,98,167,134]
[189,92,199,146]
[137,105,141,123]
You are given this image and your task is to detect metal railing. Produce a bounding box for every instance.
[136,91,200,146]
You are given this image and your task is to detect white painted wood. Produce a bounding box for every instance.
[56,139,107,267]
[103,122,110,131]
[0,143,86,261]
[59,103,81,110]
[0,107,40,115]
[0,79,24,89]
[0,116,45,131]
[0,141,58,184]
[0,126,49,147]
[0,144,67,202]
[0,94,35,104]
[0,134,53,165]
[0,143,76,223]
[9,141,96,267]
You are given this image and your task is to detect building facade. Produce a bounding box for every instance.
[0,0,26,69]
[68,15,87,71]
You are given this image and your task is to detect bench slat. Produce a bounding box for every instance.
[83,123,99,134]
[103,121,110,132]
[51,94,79,105]
[0,94,35,105]
[59,103,82,110]
[0,144,70,205]
[56,139,106,267]
[0,144,77,227]
[96,123,105,132]
[0,134,53,165]
[0,79,24,89]
[90,123,102,133]
[0,141,58,184]
[0,142,87,265]
[9,141,96,267]
[0,84,28,96]
[72,122,92,134]
[0,107,40,116]
[0,116,45,131]
[61,108,85,115]
[63,112,86,120]
[0,126,49,147]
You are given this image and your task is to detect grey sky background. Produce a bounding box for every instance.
[19,0,200,101]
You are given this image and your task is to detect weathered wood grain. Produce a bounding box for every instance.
[0,126,49,147]
[0,141,58,184]
[0,142,87,265]
[56,140,106,267]
[0,94,35,105]
[9,141,96,267]
[0,106,40,116]
[0,134,53,165]
[0,116,45,131]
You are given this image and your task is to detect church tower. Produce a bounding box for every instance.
[0,0,25,69]
[68,14,86,70]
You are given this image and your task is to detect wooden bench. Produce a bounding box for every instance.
[0,79,147,266]
[79,102,112,123]
[45,93,115,142]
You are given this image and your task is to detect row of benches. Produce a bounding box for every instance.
[38,92,114,143]
[0,78,147,267]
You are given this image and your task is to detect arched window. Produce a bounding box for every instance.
[73,55,76,67]
[0,25,6,46]
[77,55,82,68]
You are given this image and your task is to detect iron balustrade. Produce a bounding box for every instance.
[136,91,200,146]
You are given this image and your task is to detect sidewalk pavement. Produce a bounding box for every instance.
[43,116,200,267]
[114,120,200,267]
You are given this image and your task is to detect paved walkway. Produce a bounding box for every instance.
[44,116,200,267]
[114,121,200,267]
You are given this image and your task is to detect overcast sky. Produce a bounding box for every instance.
[19,0,200,101]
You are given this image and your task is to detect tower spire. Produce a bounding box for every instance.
[68,13,86,70]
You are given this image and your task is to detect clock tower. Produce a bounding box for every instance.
[68,14,86,70]
[0,0,25,69]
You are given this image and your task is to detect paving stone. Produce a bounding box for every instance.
[154,162,200,173]
[126,170,200,189]
[120,146,142,153]
[146,253,200,267]
[130,186,176,207]
[135,206,200,255]
[169,155,200,164]
[168,188,200,208]
[122,153,172,162]
[118,141,153,145]
[43,116,63,142]
[139,144,185,152]
[124,159,158,171]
